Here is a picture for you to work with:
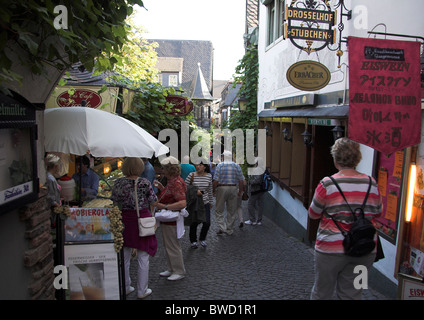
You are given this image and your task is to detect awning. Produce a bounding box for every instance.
[258,104,349,119]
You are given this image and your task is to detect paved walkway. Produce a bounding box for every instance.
[126,201,391,301]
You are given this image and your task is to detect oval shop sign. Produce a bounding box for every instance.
[286,60,331,91]
[56,89,102,108]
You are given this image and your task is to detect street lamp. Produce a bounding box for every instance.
[238,95,247,112]
[301,130,313,146]
[264,125,272,137]
[282,128,292,142]
[331,126,344,142]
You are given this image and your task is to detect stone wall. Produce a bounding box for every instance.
[19,189,55,300]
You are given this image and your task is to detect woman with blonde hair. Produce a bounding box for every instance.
[308,138,382,299]
[153,156,187,281]
[111,157,157,298]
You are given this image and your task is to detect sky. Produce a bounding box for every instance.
[133,0,246,81]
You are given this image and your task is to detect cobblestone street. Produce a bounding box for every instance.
[126,201,391,301]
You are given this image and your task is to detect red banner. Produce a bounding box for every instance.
[348,37,421,155]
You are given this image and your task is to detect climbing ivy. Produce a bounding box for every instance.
[0,0,144,91]
[228,44,259,131]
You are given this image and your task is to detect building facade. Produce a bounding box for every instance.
[257,0,424,297]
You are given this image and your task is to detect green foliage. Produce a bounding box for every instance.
[120,79,193,135]
[229,44,259,131]
[109,15,159,84]
[0,0,144,90]
[228,45,259,174]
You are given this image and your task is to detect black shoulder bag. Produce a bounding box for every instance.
[328,176,376,257]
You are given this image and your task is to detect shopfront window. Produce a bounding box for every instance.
[260,117,343,203]
[0,91,39,213]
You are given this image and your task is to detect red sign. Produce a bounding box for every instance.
[162,95,194,116]
[348,37,421,155]
[56,89,102,108]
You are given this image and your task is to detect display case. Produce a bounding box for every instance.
[0,91,39,213]
[92,158,124,199]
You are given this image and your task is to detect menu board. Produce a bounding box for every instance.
[64,207,113,242]
[65,243,120,300]
[375,150,404,243]
[63,206,122,300]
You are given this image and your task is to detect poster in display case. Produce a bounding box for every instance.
[375,150,405,243]
[0,91,39,213]
[64,243,121,300]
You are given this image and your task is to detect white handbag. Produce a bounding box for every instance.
[134,178,156,237]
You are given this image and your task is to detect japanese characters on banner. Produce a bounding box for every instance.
[348,37,421,155]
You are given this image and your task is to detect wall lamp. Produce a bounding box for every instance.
[264,125,273,137]
[405,163,417,222]
[301,130,313,146]
[238,95,247,112]
[282,128,292,142]
[331,125,344,142]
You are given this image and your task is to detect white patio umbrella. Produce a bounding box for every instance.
[44,107,169,157]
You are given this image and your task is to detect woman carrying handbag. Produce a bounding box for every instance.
[153,156,187,281]
[111,158,158,299]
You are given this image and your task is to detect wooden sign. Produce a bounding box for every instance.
[286,60,331,91]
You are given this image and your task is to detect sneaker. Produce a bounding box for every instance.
[126,286,135,295]
[244,220,256,225]
[159,270,172,277]
[257,221,262,226]
[167,274,185,281]
[191,242,198,249]
[200,240,207,247]
[138,288,152,299]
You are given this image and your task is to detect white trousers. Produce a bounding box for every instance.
[123,247,149,296]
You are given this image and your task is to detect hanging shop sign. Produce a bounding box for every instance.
[56,88,103,108]
[161,95,194,116]
[284,0,336,54]
[348,37,422,155]
[286,60,331,91]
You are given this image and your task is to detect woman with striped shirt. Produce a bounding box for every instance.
[185,163,213,248]
[308,138,382,300]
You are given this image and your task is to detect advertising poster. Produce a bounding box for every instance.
[65,207,113,242]
[398,273,424,300]
[410,247,424,277]
[348,37,421,155]
[375,150,404,242]
[64,243,120,300]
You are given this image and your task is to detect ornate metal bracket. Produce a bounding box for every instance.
[327,0,352,68]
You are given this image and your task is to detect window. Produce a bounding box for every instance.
[265,0,285,46]
[169,75,178,87]
[267,2,275,45]
[156,73,163,85]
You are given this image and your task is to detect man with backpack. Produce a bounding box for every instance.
[308,138,382,300]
